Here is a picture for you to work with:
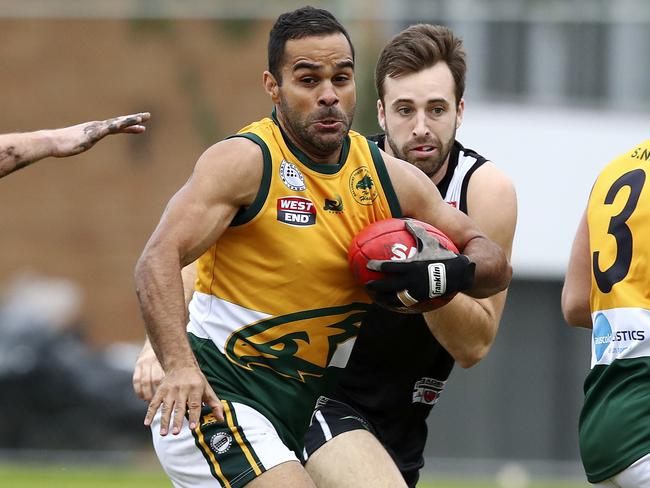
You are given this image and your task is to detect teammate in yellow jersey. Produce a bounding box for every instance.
[0,113,150,179]
[563,140,650,487]
[134,6,511,488]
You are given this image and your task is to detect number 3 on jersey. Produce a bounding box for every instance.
[593,169,646,293]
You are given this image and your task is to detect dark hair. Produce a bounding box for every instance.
[375,24,466,105]
[268,6,355,84]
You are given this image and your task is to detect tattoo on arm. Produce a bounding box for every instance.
[81,122,105,151]
[106,118,120,133]
[0,145,29,177]
[0,146,17,162]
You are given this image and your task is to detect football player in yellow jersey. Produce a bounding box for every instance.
[563,140,650,487]
[134,6,511,488]
[0,113,150,179]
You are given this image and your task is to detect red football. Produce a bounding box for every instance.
[348,217,459,313]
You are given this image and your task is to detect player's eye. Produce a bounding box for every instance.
[431,107,444,115]
[397,107,412,115]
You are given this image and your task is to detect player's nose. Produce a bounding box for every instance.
[412,112,430,136]
[318,81,339,107]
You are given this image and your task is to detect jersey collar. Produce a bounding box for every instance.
[271,107,351,174]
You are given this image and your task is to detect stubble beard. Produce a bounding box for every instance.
[385,126,456,178]
[278,96,355,159]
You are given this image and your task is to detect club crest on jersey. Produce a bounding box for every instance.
[224,306,367,382]
[349,166,378,206]
[280,160,306,191]
[277,197,316,226]
[412,377,446,405]
[323,194,344,213]
[209,432,233,455]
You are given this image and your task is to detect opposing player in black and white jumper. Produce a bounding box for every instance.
[303,24,518,488]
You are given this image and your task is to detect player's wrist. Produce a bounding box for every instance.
[444,254,475,294]
[164,358,200,372]
[34,129,59,158]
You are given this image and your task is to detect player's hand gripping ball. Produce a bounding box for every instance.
[348,218,475,313]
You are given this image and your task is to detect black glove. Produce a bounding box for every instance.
[365,220,475,313]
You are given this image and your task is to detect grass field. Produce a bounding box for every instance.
[0,464,590,488]
[0,465,170,488]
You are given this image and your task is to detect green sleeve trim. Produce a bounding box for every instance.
[226,133,272,226]
[367,138,402,217]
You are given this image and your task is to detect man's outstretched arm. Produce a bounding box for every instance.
[0,112,150,178]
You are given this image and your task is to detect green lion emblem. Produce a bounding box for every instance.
[225,305,368,382]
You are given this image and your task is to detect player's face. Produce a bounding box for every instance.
[378,62,464,179]
[265,33,356,162]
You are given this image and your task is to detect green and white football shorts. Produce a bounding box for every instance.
[592,452,650,488]
[152,400,299,488]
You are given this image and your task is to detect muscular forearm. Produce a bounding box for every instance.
[135,250,196,371]
[181,263,198,307]
[463,236,512,298]
[0,131,56,177]
[424,291,505,368]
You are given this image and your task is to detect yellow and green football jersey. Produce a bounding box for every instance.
[188,113,401,455]
[581,139,650,482]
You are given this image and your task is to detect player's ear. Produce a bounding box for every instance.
[263,71,280,103]
[455,98,465,129]
[377,99,386,131]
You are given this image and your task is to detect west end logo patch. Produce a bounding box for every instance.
[277,196,316,226]
[349,167,378,205]
[280,160,306,191]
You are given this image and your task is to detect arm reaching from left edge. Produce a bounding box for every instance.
[423,163,517,367]
[133,263,197,402]
[562,209,593,328]
[0,112,150,178]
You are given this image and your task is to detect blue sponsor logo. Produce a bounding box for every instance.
[593,313,612,361]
